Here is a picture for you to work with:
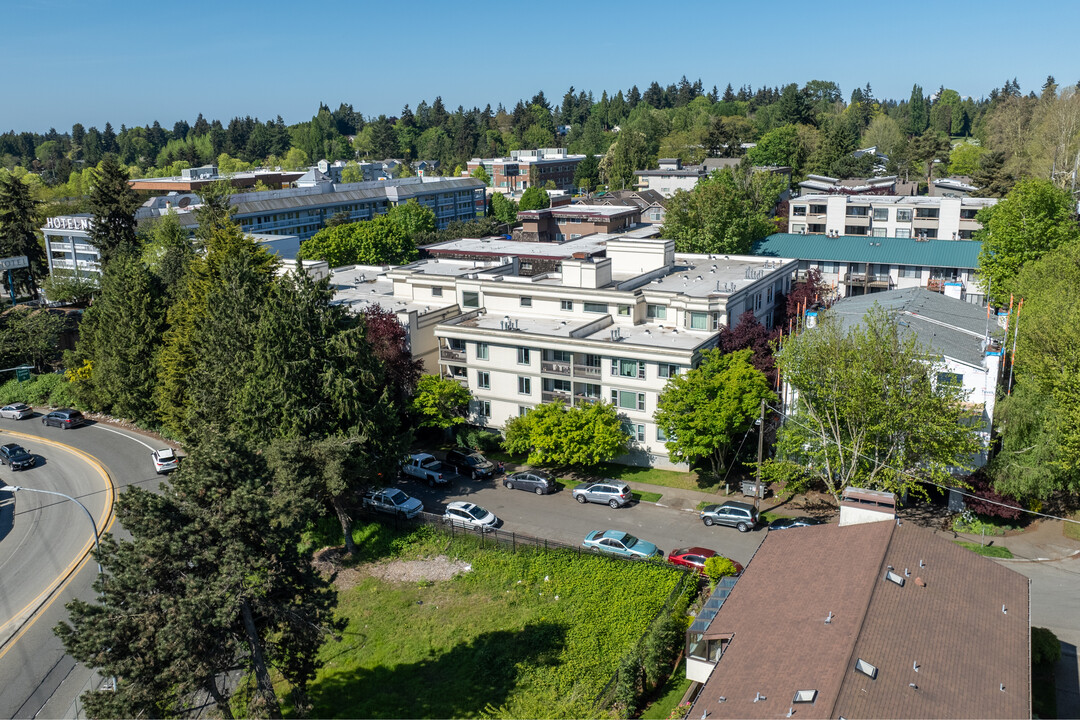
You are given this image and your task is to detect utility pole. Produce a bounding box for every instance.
[754,398,766,510]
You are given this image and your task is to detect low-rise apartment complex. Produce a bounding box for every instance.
[789,194,996,240]
[333,238,797,468]
[753,233,984,303]
[467,149,586,192]
[516,204,642,242]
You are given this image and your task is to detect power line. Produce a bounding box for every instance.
[768,403,1080,526]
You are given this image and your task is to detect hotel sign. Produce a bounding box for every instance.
[45,216,93,231]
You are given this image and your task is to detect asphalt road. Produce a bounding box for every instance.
[0,418,164,720]
[401,475,768,566]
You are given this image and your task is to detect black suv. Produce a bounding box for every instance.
[444,449,497,480]
[42,408,85,429]
[0,443,36,470]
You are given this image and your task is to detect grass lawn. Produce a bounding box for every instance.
[290,522,687,718]
[1065,512,1080,541]
[639,659,691,719]
[953,540,1014,558]
[592,462,713,493]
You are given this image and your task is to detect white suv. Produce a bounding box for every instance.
[151,448,180,474]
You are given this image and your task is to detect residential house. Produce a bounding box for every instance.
[516,204,643,243]
[593,189,669,225]
[687,488,1030,719]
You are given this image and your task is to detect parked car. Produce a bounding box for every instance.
[0,443,36,471]
[503,470,555,495]
[582,529,662,559]
[443,501,499,532]
[361,488,424,519]
[700,501,759,532]
[41,408,85,430]
[0,403,33,420]
[401,453,449,486]
[444,449,497,480]
[768,516,823,531]
[151,448,180,474]
[667,547,743,576]
[572,480,632,508]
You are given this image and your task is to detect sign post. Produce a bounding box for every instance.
[0,256,29,307]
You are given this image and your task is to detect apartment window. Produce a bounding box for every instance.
[899,265,919,278]
[623,423,645,442]
[896,228,911,238]
[432,286,443,297]
[583,302,608,313]
[561,299,573,311]
[618,304,631,316]
[658,364,680,379]
[689,312,708,330]
[845,225,868,236]
[754,293,762,311]
[518,377,531,395]
[449,338,466,351]
[792,205,807,216]
[477,400,491,418]
[477,371,490,389]
[809,204,827,214]
[871,227,887,237]
[649,210,662,221]
[546,378,571,393]
[960,208,979,219]
[449,365,467,378]
[612,390,646,411]
[791,224,806,233]
[915,207,939,219]
[520,296,532,307]
[476,343,489,360]
[463,291,480,308]
[872,207,889,221]
[822,262,839,274]
[656,426,669,442]
[922,228,938,239]
[517,347,531,365]
[958,229,974,239]
[895,209,912,223]
[519,406,531,417]
[611,358,646,378]
[766,287,773,303]
[549,350,571,363]
[846,206,869,217]
[646,304,667,320]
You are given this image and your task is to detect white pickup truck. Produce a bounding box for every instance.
[401,453,449,486]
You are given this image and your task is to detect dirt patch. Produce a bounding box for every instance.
[313,547,472,591]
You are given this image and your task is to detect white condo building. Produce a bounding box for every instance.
[788,194,996,240]
[333,238,797,468]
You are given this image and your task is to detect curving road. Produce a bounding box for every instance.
[0,418,163,720]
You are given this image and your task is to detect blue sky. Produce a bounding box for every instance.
[3,0,1076,133]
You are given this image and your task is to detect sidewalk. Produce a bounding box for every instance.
[951,518,1080,563]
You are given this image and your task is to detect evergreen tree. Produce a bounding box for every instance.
[81,252,165,424]
[907,84,928,135]
[56,435,342,718]
[86,155,141,266]
[0,172,46,297]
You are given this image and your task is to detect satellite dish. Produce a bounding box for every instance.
[178,197,191,208]
[317,159,329,173]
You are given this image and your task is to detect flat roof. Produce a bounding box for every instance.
[794,194,996,207]
[330,265,457,315]
[518,204,639,219]
[754,234,982,269]
[642,255,793,297]
[425,235,608,259]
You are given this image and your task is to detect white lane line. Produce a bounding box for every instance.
[90,424,156,451]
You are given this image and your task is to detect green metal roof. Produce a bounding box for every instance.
[753,233,981,269]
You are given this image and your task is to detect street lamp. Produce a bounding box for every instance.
[3,484,102,574]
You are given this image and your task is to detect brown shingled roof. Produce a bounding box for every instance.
[690,521,1030,720]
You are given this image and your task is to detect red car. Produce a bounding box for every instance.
[667,547,743,576]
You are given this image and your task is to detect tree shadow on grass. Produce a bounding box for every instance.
[306,622,567,719]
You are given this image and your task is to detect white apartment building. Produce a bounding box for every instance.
[633,159,706,197]
[332,239,797,469]
[789,195,997,240]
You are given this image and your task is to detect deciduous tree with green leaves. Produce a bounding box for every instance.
[503,400,628,467]
[518,185,550,211]
[298,214,418,267]
[766,305,979,502]
[490,192,519,225]
[411,374,471,430]
[470,165,491,185]
[976,178,1080,305]
[661,166,784,255]
[654,349,773,474]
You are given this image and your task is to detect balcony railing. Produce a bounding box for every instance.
[542,390,571,404]
[573,364,602,377]
[443,374,469,388]
[927,278,960,292]
[440,348,466,362]
[541,361,571,375]
[843,272,893,286]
